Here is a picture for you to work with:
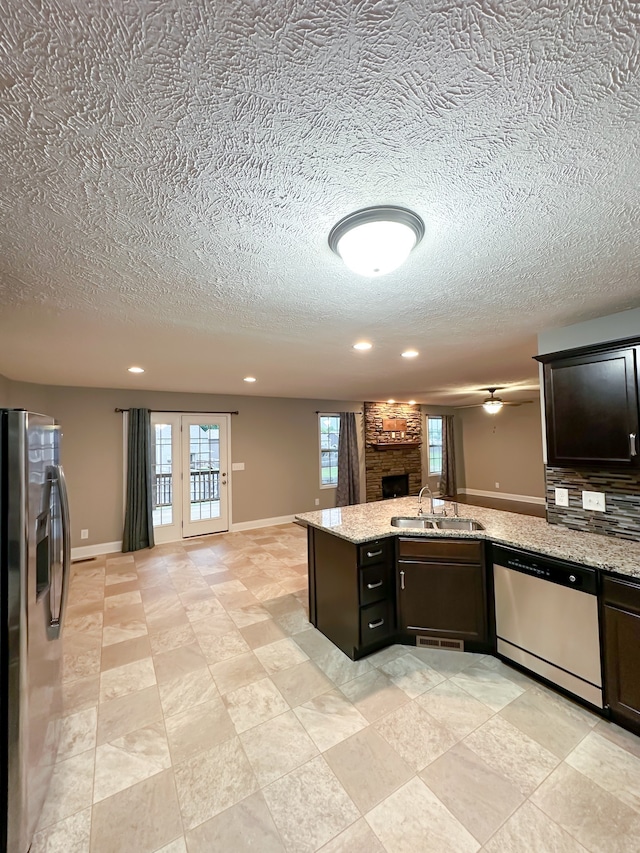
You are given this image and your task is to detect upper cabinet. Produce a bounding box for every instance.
[535,340,640,468]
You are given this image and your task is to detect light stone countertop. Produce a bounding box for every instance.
[295,496,640,579]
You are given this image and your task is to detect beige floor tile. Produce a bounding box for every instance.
[532,763,640,853]
[500,685,597,759]
[209,651,267,694]
[165,697,235,763]
[325,727,413,813]
[155,839,187,853]
[463,715,559,797]
[318,818,386,853]
[294,689,368,752]
[365,776,480,853]
[483,801,589,853]
[183,594,227,623]
[406,647,486,676]
[254,637,310,674]
[338,669,410,722]
[415,680,494,740]
[100,635,152,671]
[240,710,319,786]
[293,627,339,660]
[97,684,163,745]
[419,742,524,844]
[374,701,458,772]
[103,590,142,610]
[173,737,258,830]
[93,721,171,802]
[479,655,537,688]
[240,618,289,649]
[271,659,335,707]
[194,625,250,664]
[185,791,285,852]
[56,707,97,762]
[157,667,220,717]
[314,646,373,686]
[104,572,138,587]
[31,807,91,853]
[227,602,273,629]
[224,677,290,734]
[361,644,407,667]
[63,632,103,682]
[274,606,311,635]
[378,652,447,699]
[152,642,208,684]
[594,717,640,761]
[90,769,183,853]
[102,602,146,628]
[62,675,100,716]
[148,622,197,656]
[262,755,360,853]
[450,662,526,712]
[64,609,104,635]
[37,749,95,830]
[566,730,640,813]
[99,657,156,703]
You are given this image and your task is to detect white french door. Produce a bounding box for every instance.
[151,413,231,543]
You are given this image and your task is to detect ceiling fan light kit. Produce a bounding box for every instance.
[483,387,504,414]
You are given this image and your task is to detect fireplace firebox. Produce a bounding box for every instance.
[381,474,410,500]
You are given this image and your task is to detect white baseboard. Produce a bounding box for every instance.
[458,488,546,506]
[230,514,296,532]
[71,540,123,561]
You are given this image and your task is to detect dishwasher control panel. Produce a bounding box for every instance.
[492,545,597,595]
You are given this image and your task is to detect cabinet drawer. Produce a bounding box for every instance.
[360,600,392,646]
[359,562,392,607]
[602,575,640,616]
[358,539,391,567]
[398,537,483,563]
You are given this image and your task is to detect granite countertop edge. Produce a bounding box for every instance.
[295,497,640,580]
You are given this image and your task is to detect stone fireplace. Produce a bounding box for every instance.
[365,401,422,502]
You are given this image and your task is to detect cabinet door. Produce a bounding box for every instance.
[398,560,487,643]
[603,603,640,733]
[544,348,639,466]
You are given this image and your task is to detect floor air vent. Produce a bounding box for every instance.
[416,636,464,651]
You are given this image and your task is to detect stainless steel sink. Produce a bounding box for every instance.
[432,518,485,531]
[391,516,438,529]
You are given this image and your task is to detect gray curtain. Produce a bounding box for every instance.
[122,408,155,552]
[440,414,457,498]
[336,412,360,507]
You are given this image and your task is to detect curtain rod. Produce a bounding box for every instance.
[315,410,363,414]
[115,408,239,415]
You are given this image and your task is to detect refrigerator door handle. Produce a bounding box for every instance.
[49,463,71,639]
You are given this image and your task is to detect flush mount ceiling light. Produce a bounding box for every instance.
[243,376,257,383]
[401,349,419,358]
[408,400,417,405]
[353,341,372,351]
[329,206,425,277]
[128,366,144,373]
[483,388,504,414]
[387,399,395,404]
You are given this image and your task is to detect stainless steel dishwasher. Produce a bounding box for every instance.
[493,545,603,708]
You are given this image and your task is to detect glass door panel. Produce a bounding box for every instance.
[181,415,229,537]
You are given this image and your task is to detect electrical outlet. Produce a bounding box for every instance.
[80,529,89,540]
[582,490,606,512]
[231,462,245,471]
[555,487,569,507]
[495,482,500,489]
[314,498,320,506]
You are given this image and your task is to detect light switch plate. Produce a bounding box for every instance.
[555,487,569,507]
[231,462,245,471]
[582,490,606,512]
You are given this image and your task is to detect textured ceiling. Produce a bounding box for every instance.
[1,0,639,405]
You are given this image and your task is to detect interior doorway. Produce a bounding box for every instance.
[150,413,231,542]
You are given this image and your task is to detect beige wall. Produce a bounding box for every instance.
[457,400,545,499]
[0,373,9,406]
[7,380,361,549]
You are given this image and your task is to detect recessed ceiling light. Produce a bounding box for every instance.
[244,376,257,383]
[408,400,416,405]
[329,206,425,277]
[128,366,144,373]
[387,399,395,404]
[401,349,419,358]
[353,341,372,351]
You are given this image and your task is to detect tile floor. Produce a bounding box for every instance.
[35,523,640,852]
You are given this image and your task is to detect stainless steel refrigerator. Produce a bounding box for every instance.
[0,410,71,852]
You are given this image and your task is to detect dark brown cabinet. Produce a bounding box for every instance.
[307,527,394,660]
[602,575,640,734]
[396,538,489,649]
[535,342,640,467]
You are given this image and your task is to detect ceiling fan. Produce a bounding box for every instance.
[457,388,534,414]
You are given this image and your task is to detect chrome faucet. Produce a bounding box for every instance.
[417,485,435,515]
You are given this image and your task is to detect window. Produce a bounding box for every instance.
[427,416,443,475]
[319,414,340,487]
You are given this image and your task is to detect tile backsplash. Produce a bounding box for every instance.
[546,465,640,542]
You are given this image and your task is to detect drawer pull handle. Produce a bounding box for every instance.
[631,433,637,457]
[366,549,383,558]
[368,618,385,629]
[400,570,405,590]
[367,580,383,590]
